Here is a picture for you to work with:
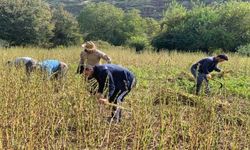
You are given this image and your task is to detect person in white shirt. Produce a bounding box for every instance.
[7,57,37,75]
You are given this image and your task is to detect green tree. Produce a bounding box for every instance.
[78,3,149,46]
[0,0,54,47]
[77,2,125,45]
[153,5,223,52]
[181,5,222,52]
[152,2,188,51]
[121,9,147,41]
[219,1,250,51]
[152,1,250,52]
[51,5,82,47]
[144,17,160,39]
[161,1,187,31]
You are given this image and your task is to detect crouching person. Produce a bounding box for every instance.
[6,57,37,76]
[37,59,68,92]
[37,59,68,80]
[191,54,228,95]
[83,64,136,123]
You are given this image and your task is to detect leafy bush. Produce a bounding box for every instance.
[94,40,113,50]
[0,39,9,48]
[152,1,250,52]
[127,36,149,52]
[237,44,250,56]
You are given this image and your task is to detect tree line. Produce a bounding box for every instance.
[0,0,250,55]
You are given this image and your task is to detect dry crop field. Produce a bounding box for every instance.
[0,44,249,149]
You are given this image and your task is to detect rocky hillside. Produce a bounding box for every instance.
[46,0,249,19]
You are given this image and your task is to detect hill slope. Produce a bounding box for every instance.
[46,0,229,19]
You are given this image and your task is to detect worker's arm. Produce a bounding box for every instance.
[97,69,115,98]
[76,51,86,74]
[98,50,112,64]
[214,65,221,72]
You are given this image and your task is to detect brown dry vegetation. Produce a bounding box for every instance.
[0,45,249,149]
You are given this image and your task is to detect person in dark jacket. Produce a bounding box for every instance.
[191,54,228,95]
[83,64,136,123]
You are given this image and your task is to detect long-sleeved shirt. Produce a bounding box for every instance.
[38,60,61,76]
[79,49,111,66]
[92,64,135,99]
[192,57,221,74]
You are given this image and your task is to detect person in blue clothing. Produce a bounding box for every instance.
[83,64,136,123]
[191,54,228,95]
[37,59,68,80]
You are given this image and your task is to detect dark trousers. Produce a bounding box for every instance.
[76,65,84,74]
[191,66,210,95]
[109,90,129,122]
[25,61,35,76]
[109,78,136,122]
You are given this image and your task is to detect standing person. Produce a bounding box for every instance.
[83,64,136,123]
[191,54,228,95]
[37,59,68,80]
[76,41,111,74]
[6,57,37,75]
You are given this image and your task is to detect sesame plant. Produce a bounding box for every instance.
[0,46,249,149]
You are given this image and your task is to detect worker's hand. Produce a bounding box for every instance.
[98,98,108,105]
[96,93,104,99]
[206,74,212,79]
